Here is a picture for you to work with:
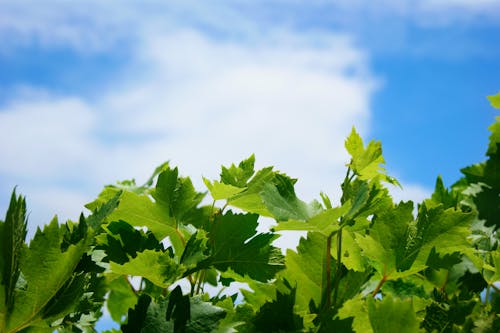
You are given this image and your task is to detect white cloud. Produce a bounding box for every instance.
[0,97,96,177]
[388,182,432,206]
[0,26,378,236]
[0,0,498,56]
[0,2,438,241]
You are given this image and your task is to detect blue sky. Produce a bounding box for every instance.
[1,0,499,231]
[0,0,499,330]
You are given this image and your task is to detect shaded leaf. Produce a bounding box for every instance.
[367,296,419,333]
[196,212,284,281]
[1,189,28,312]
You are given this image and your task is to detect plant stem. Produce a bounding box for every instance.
[196,270,205,295]
[372,274,387,298]
[485,285,491,304]
[332,228,343,307]
[324,232,333,309]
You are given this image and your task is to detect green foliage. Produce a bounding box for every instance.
[0,94,498,332]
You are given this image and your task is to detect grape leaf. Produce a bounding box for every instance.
[260,174,322,221]
[337,296,370,333]
[273,206,346,236]
[180,230,209,268]
[1,190,28,313]
[367,296,419,333]
[345,128,398,185]
[253,280,304,332]
[487,91,500,109]
[107,277,138,323]
[103,190,183,250]
[110,249,183,288]
[220,154,256,187]
[412,204,474,265]
[220,269,278,313]
[279,232,327,313]
[355,201,420,279]
[97,220,164,265]
[7,217,90,331]
[123,292,226,333]
[195,212,284,282]
[203,179,245,201]
[226,167,276,216]
[152,166,205,225]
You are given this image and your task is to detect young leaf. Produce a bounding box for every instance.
[220,154,256,187]
[487,91,500,108]
[345,128,398,185]
[203,178,245,201]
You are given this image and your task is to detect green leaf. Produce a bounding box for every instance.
[226,167,276,216]
[337,296,371,333]
[121,294,153,333]
[123,291,226,333]
[86,190,121,230]
[98,220,164,265]
[105,190,184,254]
[356,201,420,279]
[110,249,183,288]
[184,297,226,332]
[107,277,138,323]
[487,91,500,109]
[345,128,398,185]
[273,205,347,236]
[220,269,278,313]
[197,212,284,281]
[486,117,500,156]
[7,217,90,332]
[333,229,367,272]
[412,204,474,266]
[180,230,209,268]
[482,250,500,285]
[220,155,256,187]
[203,178,245,201]
[40,271,89,322]
[429,176,459,209]
[260,174,322,221]
[1,190,28,314]
[279,232,327,313]
[367,296,419,333]
[152,166,205,224]
[166,285,191,331]
[253,280,304,332]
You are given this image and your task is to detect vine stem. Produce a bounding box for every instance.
[485,285,491,304]
[332,228,343,307]
[195,270,206,295]
[372,272,387,297]
[325,232,333,309]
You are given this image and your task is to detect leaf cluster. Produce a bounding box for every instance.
[0,92,499,332]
